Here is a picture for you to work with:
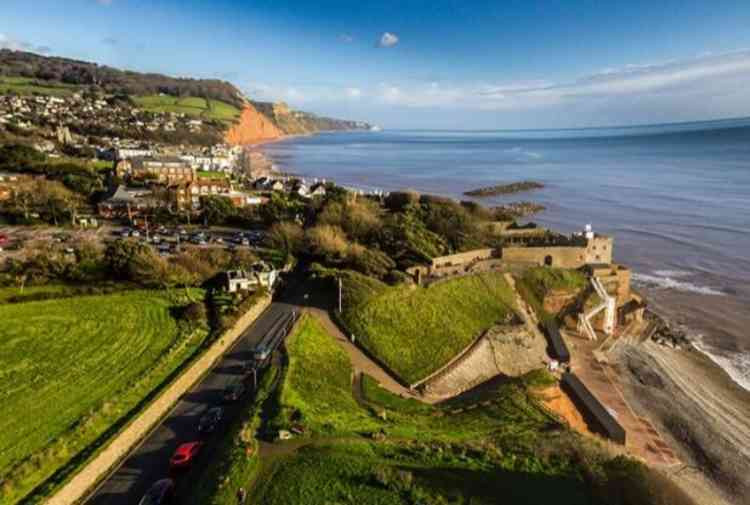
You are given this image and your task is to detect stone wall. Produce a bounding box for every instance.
[502,245,588,268]
[421,324,547,401]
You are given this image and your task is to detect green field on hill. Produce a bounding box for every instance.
[0,76,80,97]
[0,289,206,504]
[271,314,380,435]
[340,272,517,384]
[133,94,241,122]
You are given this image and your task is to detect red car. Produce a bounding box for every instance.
[169,441,203,470]
[0,234,8,246]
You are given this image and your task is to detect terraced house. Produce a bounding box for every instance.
[117,156,195,184]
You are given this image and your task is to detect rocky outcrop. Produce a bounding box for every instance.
[225,103,284,145]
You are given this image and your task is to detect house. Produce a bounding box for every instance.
[98,185,158,220]
[130,156,195,184]
[310,182,327,197]
[222,262,279,293]
[226,191,267,208]
[115,147,153,160]
[171,178,232,210]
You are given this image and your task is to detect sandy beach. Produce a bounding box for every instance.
[613,338,750,505]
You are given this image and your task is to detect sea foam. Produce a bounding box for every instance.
[632,272,725,296]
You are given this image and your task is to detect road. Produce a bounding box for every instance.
[87,299,297,505]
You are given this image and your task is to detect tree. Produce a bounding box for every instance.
[347,243,396,278]
[201,195,236,225]
[305,224,349,262]
[267,221,304,260]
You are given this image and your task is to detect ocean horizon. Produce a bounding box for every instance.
[260,117,750,391]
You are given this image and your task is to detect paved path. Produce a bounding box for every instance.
[84,300,297,505]
[306,308,424,402]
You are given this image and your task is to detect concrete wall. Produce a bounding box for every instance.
[502,246,588,269]
[47,296,272,505]
[431,248,496,269]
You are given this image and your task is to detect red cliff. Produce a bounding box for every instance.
[225,103,284,145]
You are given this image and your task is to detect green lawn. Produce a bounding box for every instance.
[272,314,380,435]
[341,272,517,384]
[197,170,228,180]
[0,77,80,97]
[133,94,241,122]
[0,290,207,504]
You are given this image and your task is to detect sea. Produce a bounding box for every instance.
[259,118,750,390]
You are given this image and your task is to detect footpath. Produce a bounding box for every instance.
[47,295,271,505]
[306,308,423,402]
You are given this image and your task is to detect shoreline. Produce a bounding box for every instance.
[255,137,750,395]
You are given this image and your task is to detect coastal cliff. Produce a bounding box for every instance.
[225,102,285,145]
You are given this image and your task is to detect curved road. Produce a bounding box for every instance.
[87,298,297,505]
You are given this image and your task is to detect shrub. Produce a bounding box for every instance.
[305,224,349,262]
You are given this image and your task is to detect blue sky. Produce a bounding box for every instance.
[3,0,750,128]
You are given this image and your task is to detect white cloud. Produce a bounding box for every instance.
[345,87,362,99]
[377,32,399,48]
[0,34,52,54]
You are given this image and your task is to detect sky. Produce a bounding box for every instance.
[3,0,750,129]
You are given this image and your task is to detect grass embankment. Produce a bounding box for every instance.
[271,314,380,435]
[515,267,587,322]
[0,77,80,97]
[0,289,206,504]
[196,312,696,505]
[340,272,516,385]
[133,95,241,122]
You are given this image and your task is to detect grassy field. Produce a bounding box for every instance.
[0,77,80,97]
[133,94,241,122]
[341,272,517,384]
[196,170,228,179]
[0,289,207,504]
[271,314,380,435]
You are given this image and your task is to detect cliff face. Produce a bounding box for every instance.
[226,100,371,145]
[225,103,284,145]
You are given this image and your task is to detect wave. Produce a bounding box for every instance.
[632,272,725,296]
[692,340,750,392]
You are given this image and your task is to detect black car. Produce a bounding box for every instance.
[223,382,246,402]
[138,478,175,505]
[198,406,223,433]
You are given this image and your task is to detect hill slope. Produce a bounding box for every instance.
[0,49,371,145]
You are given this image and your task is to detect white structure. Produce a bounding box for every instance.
[578,276,616,340]
[223,264,279,293]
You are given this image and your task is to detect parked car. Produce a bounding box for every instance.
[223,382,246,403]
[169,441,203,470]
[138,478,175,505]
[198,406,223,434]
[0,234,8,246]
[130,230,141,238]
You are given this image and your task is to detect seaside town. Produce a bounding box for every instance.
[0,39,747,505]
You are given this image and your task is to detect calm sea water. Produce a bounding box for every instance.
[260,118,750,389]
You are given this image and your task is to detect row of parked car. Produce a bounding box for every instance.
[137,361,260,504]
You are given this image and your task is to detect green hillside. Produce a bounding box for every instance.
[0,290,207,504]
[133,94,241,122]
[341,272,517,384]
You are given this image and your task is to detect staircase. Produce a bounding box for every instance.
[577,276,616,340]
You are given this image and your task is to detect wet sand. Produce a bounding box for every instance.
[613,340,750,505]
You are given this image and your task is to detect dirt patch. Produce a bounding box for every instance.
[538,385,592,435]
